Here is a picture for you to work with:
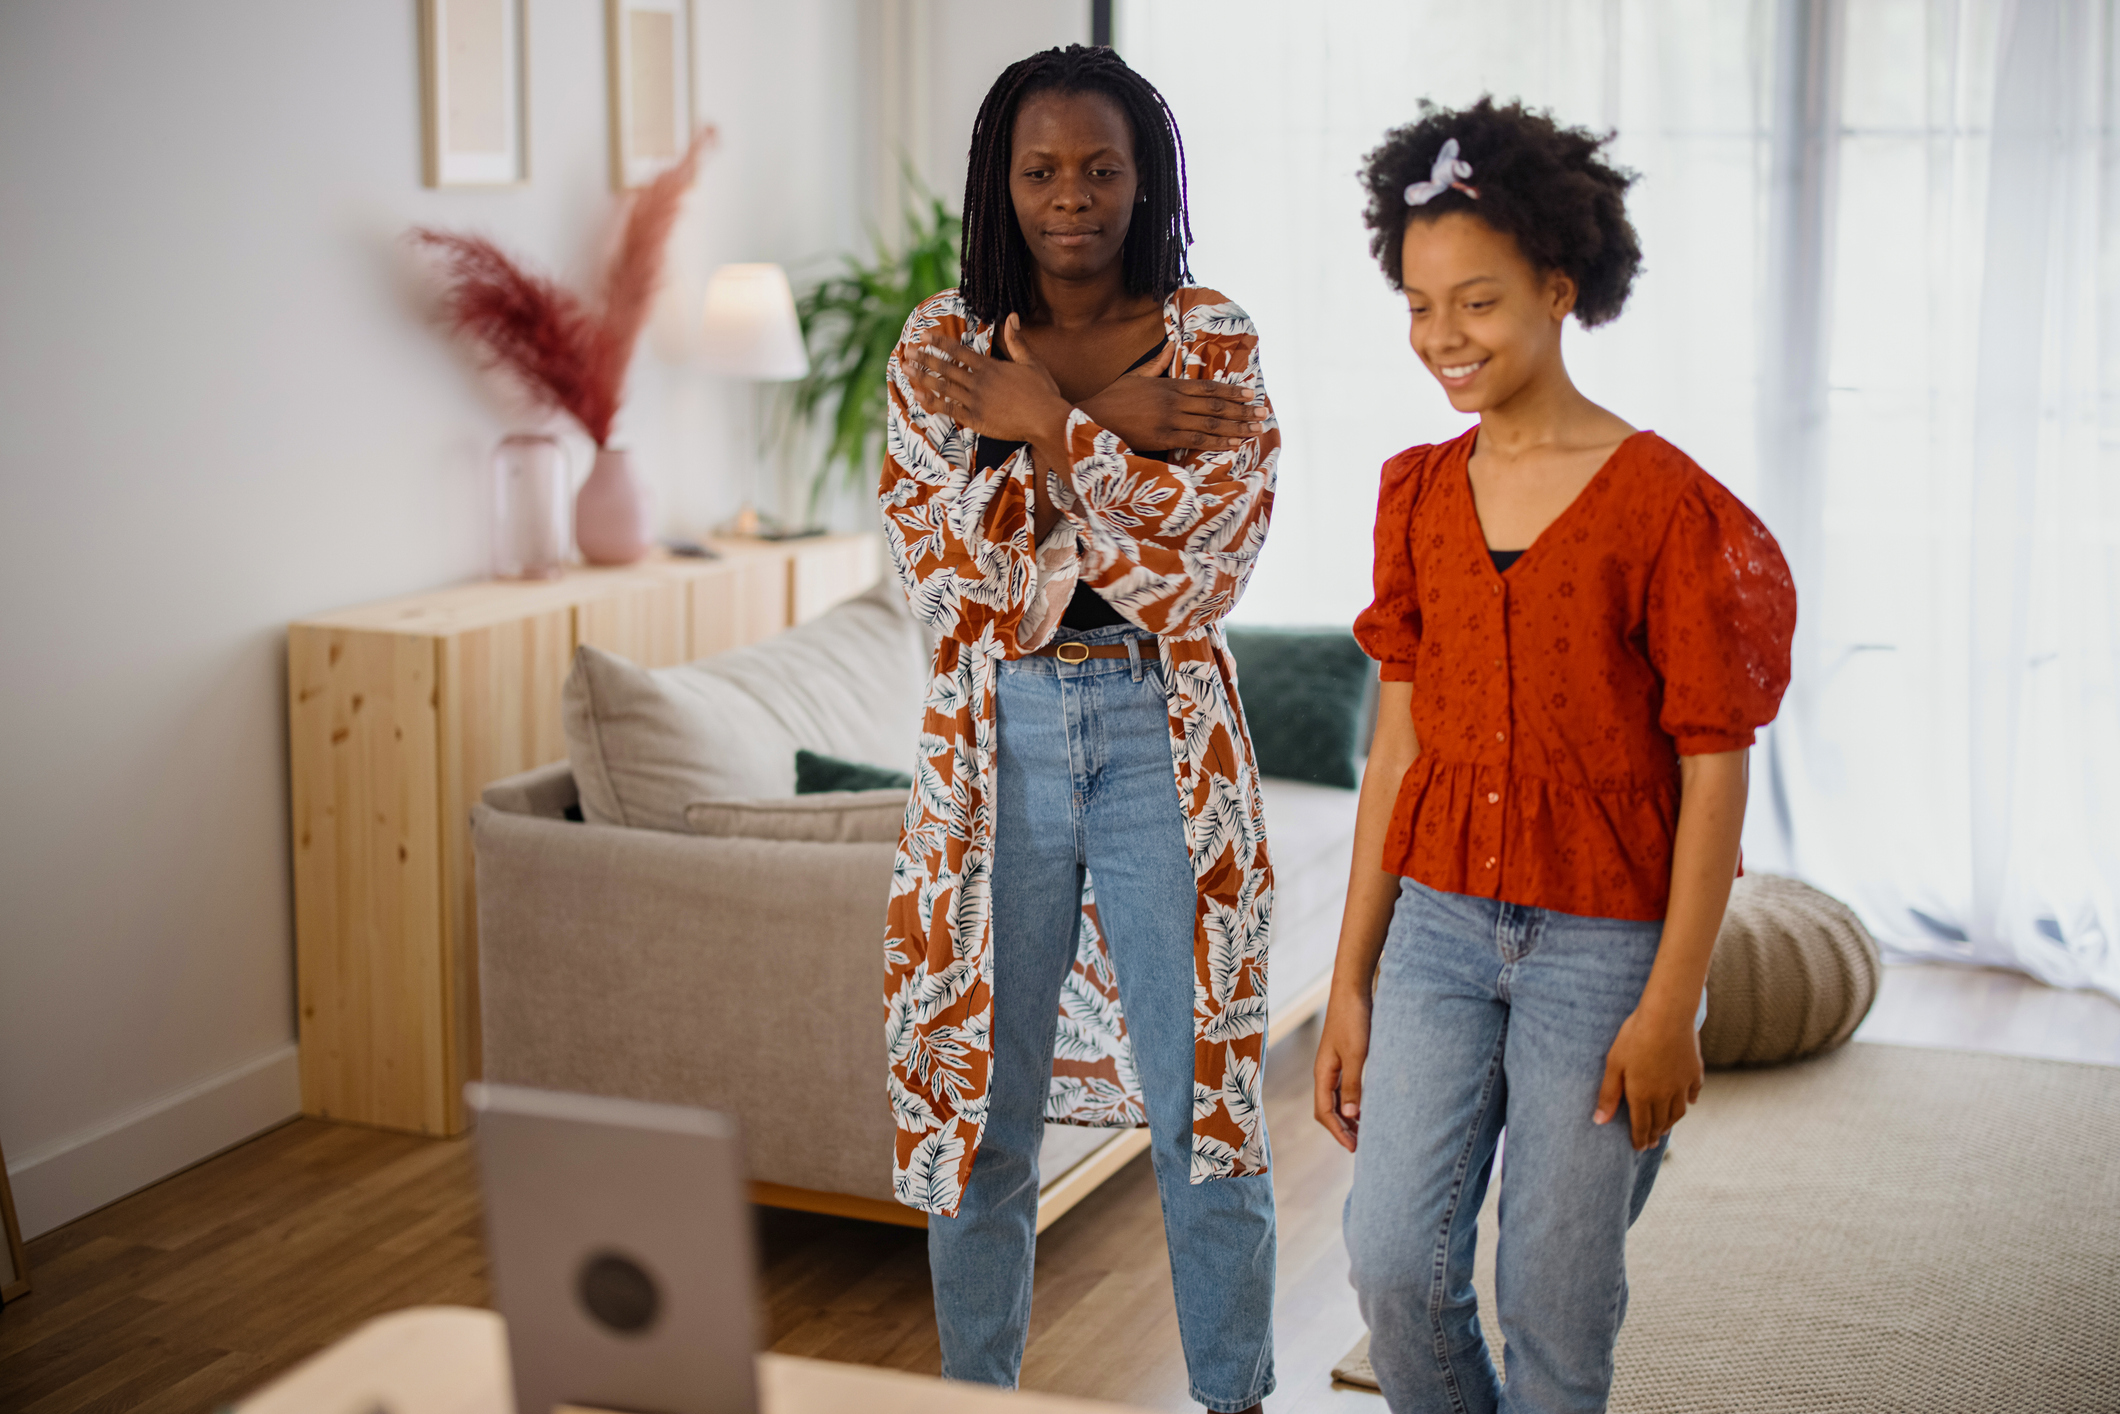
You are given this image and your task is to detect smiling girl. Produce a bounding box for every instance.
[879,45,1279,1414]
[1315,100,1796,1413]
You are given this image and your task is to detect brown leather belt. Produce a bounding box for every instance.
[1031,637,1157,664]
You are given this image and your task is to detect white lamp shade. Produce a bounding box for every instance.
[699,263,809,380]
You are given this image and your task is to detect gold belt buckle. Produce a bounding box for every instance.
[1055,642,1090,664]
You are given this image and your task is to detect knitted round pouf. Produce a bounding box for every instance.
[1701,873,1881,1068]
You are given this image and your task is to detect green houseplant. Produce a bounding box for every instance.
[785,192,961,515]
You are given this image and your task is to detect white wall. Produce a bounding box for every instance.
[927,2,1092,205]
[0,0,863,1238]
[868,0,1089,227]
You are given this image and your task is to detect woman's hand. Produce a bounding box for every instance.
[905,314,1075,453]
[1077,341,1269,453]
[1313,989,1373,1153]
[1594,1003,1705,1150]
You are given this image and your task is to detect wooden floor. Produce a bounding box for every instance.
[3,963,2116,1414]
[1853,959,2120,1066]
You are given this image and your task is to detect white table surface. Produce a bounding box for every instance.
[233,1305,1153,1414]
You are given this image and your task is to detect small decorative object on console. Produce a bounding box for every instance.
[413,125,715,565]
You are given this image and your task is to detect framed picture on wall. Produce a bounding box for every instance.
[606,0,695,190]
[419,0,530,187]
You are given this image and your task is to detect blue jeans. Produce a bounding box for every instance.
[1345,879,1670,1414]
[928,623,1277,1412]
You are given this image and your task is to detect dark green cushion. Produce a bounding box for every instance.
[794,749,912,795]
[1225,627,1376,789]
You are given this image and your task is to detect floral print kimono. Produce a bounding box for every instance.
[880,286,1281,1217]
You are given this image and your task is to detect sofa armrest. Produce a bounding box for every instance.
[472,803,899,1201]
[481,760,580,819]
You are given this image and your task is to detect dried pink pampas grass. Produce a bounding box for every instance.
[414,126,717,447]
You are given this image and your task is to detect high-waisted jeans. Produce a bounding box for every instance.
[927,623,1277,1412]
[1344,879,1672,1414]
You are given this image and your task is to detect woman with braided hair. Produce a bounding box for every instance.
[880,44,1280,1412]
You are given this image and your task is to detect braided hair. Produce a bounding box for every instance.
[959,45,1192,326]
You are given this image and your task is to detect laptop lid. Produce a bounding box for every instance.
[467,1083,760,1414]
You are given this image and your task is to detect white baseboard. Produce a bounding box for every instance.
[6,1043,301,1239]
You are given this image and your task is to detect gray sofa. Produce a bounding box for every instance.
[472,583,1358,1223]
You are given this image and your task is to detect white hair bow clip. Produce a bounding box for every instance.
[1404,138,1479,206]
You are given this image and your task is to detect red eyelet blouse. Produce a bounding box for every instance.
[1352,429,1797,922]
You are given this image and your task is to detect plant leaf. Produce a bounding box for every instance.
[785,180,962,514]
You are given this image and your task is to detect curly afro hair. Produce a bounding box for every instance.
[1359,97,1642,328]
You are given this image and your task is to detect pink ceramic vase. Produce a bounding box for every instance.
[574,446,653,566]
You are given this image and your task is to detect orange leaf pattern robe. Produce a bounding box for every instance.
[880,287,1280,1216]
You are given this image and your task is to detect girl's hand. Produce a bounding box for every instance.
[1594,1003,1705,1150]
[1076,341,1268,453]
[905,314,1075,451]
[1313,990,1373,1153]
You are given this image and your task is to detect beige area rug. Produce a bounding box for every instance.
[1333,1042,2120,1413]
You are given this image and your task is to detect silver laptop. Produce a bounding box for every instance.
[467,1083,761,1414]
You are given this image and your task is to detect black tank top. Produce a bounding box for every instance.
[973,339,1172,630]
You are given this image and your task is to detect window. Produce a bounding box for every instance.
[1123,0,2120,993]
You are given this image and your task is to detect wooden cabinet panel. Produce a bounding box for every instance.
[576,577,688,669]
[433,608,574,1134]
[289,537,874,1135]
[792,537,882,625]
[686,554,789,660]
[683,564,745,660]
[441,611,575,788]
[288,627,446,1133]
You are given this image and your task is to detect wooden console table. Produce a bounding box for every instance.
[288,536,880,1137]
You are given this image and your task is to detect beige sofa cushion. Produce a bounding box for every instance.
[562,580,928,832]
[684,789,907,844]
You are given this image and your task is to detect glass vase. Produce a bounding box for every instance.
[492,433,570,580]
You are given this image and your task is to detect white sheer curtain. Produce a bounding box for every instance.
[1120,0,2120,997]
[1768,0,2120,993]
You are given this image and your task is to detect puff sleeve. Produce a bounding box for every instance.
[1645,476,1798,755]
[1352,447,1429,681]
